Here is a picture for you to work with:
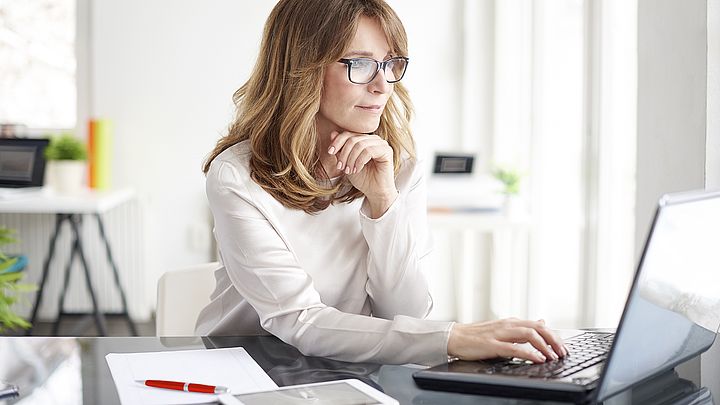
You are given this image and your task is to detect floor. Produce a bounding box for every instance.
[2,314,156,337]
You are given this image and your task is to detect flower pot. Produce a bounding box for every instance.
[502,194,524,218]
[46,160,86,194]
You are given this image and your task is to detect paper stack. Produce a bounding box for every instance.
[106,347,277,405]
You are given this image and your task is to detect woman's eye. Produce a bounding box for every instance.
[354,60,374,70]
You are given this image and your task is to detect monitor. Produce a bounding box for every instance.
[0,138,50,188]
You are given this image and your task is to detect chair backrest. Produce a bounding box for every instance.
[156,262,219,336]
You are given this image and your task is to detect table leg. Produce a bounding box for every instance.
[95,213,138,336]
[26,214,65,335]
[51,234,79,336]
[68,214,108,336]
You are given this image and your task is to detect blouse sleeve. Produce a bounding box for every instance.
[207,160,451,366]
[359,159,434,320]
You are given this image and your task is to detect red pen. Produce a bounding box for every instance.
[136,380,229,394]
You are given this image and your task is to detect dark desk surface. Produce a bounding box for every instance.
[0,336,712,405]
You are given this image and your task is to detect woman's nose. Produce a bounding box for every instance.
[368,69,392,94]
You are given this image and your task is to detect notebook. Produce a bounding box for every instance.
[0,138,49,188]
[106,347,277,405]
[414,189,720,404]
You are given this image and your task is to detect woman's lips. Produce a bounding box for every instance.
[356,105,383,113]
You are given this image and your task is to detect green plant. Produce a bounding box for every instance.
[0,227,36,332]
[45,133,87,161]
[492,166,522,195]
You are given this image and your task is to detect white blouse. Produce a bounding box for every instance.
[195,140,453,366]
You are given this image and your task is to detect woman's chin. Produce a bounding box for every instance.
[345,121,380,134]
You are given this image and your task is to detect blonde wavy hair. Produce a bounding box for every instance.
[203,0,415,213]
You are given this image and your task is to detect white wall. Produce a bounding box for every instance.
[636,0,711,392]
[385,0,465,157]
[708,0,720,190]
[635,0,707,257]
[87,0,276,317]
[702,0,719,398]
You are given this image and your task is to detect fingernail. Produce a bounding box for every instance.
[328,146,335,155]
[337,162,343,170]
[345,166,350,174]
[352,167,358,174]
[552,352,559,361]
[539,354,546,362]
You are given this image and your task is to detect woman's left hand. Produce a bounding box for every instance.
[328,131,398,216]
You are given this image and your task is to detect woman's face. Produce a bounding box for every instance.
[316,16,394,136]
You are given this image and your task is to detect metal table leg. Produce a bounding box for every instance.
[68,214,108,336]
[95,214,138,336]
[26,214,64,336]
[51,225,80,336]
[27,211,138,337]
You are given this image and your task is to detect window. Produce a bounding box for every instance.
[392,0,637,328]
[0,0,76,129]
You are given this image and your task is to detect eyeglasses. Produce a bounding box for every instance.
[337,56,409,84]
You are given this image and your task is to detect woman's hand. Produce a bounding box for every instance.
[327,131,398,217]
[447,318,568,363]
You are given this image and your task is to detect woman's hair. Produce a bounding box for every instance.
[203,0,415,213]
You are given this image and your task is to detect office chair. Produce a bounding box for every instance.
[155,262,218,336]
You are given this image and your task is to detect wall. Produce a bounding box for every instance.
[636,0,710,392]
[702,0,719,398]
[86,0,276,317]
[708,2,720,189]
[635,0,707,256]
[385,0,465,158]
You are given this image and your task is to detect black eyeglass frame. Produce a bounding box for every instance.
[337,56,410,84]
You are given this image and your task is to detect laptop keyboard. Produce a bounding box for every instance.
[488,332,614,379]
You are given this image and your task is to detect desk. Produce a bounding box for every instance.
[0,336,713,405]
[0,189,138,336]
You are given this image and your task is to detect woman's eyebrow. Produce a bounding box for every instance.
[344,50,374,57]
[344,50,394,59]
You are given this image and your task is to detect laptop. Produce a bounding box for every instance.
[0,138,50,199]
[0,138,49,187]
[413,189,720,404]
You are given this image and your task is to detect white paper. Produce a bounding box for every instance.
[106,347,278,405]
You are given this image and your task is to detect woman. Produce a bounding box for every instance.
[197,0,567,366]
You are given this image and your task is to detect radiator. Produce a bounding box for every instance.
[0,198,149,322]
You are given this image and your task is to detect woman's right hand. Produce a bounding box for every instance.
[447,318,568,363]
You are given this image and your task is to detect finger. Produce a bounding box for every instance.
[502,327,558,361]
[346,140,387,174]
[328,131,356,166]
[496,342,546,364]
[333,133,364,171]
[532,322,567,358]
[535,319,565,357]
[327,131,340,155]
[513,320,566,358]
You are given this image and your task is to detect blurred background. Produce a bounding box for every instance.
[0,0,717,338]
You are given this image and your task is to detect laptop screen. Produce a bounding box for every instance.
[596,191,720,401]
[0,138,49,188]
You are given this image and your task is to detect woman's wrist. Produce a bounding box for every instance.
[365,190,399,218]
[447,323,463,358]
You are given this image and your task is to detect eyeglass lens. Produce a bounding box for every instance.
[350,58,407,83]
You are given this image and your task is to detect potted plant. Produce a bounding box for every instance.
[0,227,35,333]
[45,133,88,194]
[492,166,523,217]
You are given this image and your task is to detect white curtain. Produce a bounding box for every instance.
[392,0,637,328]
